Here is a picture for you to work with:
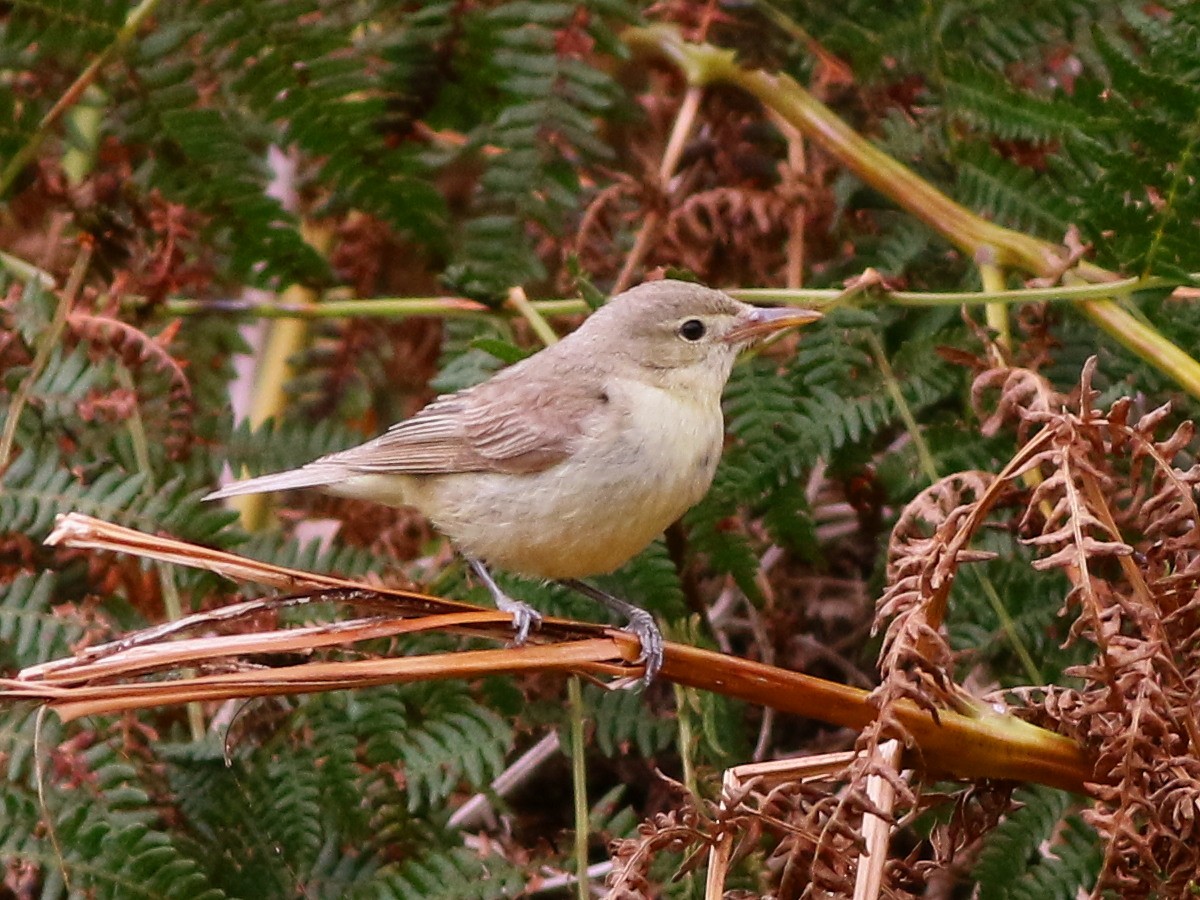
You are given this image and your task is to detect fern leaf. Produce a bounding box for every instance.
[372,845,525,900]
[0,571,85,669]
[953,144,1070,237]
[973,786,1101,899]
[944,63,1094,143]
[361,683,513,812]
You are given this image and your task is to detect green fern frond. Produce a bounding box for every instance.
[973,786,1101,899]
[6,0,125,59]
[360,682,512,812]
[112,7,326,287]
[0,571,85,670]
[236,531,398,581]
[4,738,230,899]
[445,0,634,297]
[606,540,687,621]
[225,416,364,479]
[372,845,525,900]
[1050,4,1200,275]
[685,496,763,603]
[1005,815,1102,900]
[589,683,674,758]
[952,144,1071,237]
[943,63,1094,143]
[0,346,104,452]
[0,451,234,541]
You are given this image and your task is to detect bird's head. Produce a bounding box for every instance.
[577,280,822,391]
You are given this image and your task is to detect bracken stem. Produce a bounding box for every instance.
[623,25,1200,403]
[0,0,163,198]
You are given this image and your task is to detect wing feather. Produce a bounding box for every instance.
[326,367,600,476]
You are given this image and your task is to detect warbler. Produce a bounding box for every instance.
[206,280,821,680]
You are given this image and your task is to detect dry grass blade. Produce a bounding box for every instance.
[6,514,1090,794]
[705,752,860,899]
[3,639,629,721]
[854,740,903,900]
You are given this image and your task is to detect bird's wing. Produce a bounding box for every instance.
[327,369,601,476]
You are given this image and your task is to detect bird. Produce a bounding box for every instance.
[206,280,822,681]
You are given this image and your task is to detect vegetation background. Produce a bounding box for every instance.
[2,0,1200,897]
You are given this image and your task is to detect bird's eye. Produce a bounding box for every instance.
[679,319,706,341]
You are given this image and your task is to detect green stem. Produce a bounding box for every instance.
[624,26,1200,403]
[978,264,1011,350]
[567,676,589,900]
[737,276,1173,307]
[0,248,91,470]
[507,287,560,347]
[0,0,163,198]
[971,569,1043,685]
[1079,296,1200,400]
[0,250,57,289]
[159,295,552,319]
[866,332,938,485]
[672,683,698,797]
[151,274,1177,322]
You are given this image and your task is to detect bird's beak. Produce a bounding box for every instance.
[725,305,823,345]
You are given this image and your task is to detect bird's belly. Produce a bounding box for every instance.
[415,389,723,579]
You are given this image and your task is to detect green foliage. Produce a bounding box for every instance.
[224,417,364,478]
[972,787,1102,899]
[1,728,227,899]
[4,0,1200,896]
[0,571,84,670]
[443,1,635,297]
[359,682,513,811]
[691,306,960,597]
[1064,6,1200,277]
[0,449,231,542]
[950,143,1071,238]
[371,845,525,900]
[589,682,674,758]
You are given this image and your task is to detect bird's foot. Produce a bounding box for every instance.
[621,606,664,685]
[493,593,543,645]
[466,556,543,645]
[561,579,663,686]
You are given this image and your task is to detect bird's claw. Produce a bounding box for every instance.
[623,607,664,685]
[494,594,543,645]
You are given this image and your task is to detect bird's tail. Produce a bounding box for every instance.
[204,465,342,501]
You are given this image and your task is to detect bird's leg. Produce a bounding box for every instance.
[560,579,664,684]
[466,556,542,644]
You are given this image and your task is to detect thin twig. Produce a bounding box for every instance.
[0,0,163,198]
[0,245,92,469]
[568,675,589,900]
[507,285,560,346]
[612,85,705,292]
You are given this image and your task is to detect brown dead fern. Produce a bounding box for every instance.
[65,312,195,459]
[867,357,1200,896]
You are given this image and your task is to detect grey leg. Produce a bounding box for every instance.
[561,579,664,684]
[467,557,543,644]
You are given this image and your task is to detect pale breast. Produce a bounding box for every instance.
[415,378,725,579]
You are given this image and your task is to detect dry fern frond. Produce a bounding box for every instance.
[606,786,718,899]
[66,312,194,458]
[876,471,1006,715]
[890,357,1200,896]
